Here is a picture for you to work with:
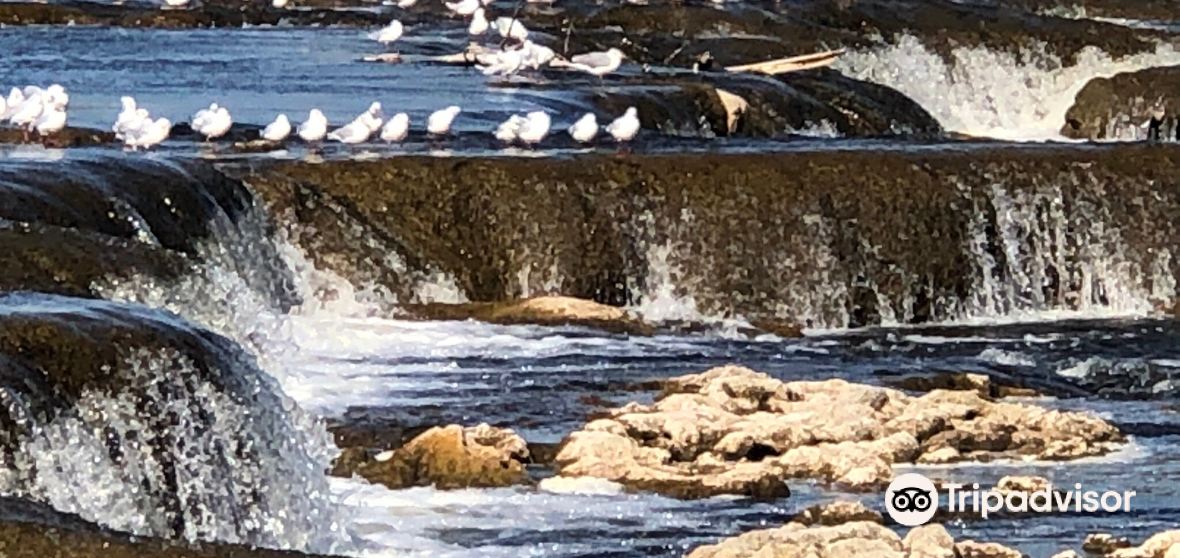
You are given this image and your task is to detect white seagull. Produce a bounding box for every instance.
[35,106,67,135]
[479,48,524,76]
[115,108,149,140]
[494,114,526,142]
[126,117,172,150]
[328,120,372,144]
[191,103,218,130]
[0,88,24,121]
[357,102,385,133]
[396,0,416,7]
[568,113,598,143]
[272,0,289,7]
[10,94,44,131]
[163,0,190,7]
[371,20,404,44]
[520,40,556,69]
[606,107,639,142]
[468,8,488,36]
[380,112,410,142]
[492,16,528,41]
[560,47,626,77]
[45,84,68,109]
[427,106,461,135]
[195,106,232,140]
[445,0,480,16]
[518,111,550,145]
[298,109,328,142]
[262,114,292,141]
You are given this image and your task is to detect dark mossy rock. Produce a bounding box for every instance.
[882,372,1042,399]
[1063,66,1180,140]
[0,497,337,558]
[0,0,383,28]
[241,144,1180,328]
[0,126,115,147]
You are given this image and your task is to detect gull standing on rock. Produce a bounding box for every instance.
[126,117,172,150]
[357,102,385,133]
[34,105,67,135]
[468,8,488,36]
[298,109,328,142]
[559,47,626,77]
[380,112,410,142]
[115,108,149,140]
[494,114,526,142]
[371,20,404,44]
[492,16,528,41]
[194,106,232,140]
[568,113,598,143]
[328,120,371,144]
[606,107,639,142]
[272,0,289,7]
[262,114,292,141]
[518,111,550,145]
[427,106,461,135]
[479,48,524,76]
[10,93,44,132]
[0,88,24,121]
[45,84,69,109]
[520,40,556,69]
[445,0,479,16]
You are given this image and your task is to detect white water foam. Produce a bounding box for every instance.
[835,34,1180,140]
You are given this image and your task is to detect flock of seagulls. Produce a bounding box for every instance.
[97,93,640,150]
[1,0,645,151]
[0,85,70,138]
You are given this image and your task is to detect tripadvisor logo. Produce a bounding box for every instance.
[885,473,1137,526]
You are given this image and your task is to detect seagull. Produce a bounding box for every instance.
[163,0,190,7]
[113,96,137,128]
[396,0,416,7]
[298,108,328,142]
[520,40,556,69]
[194,106,231,140]
[445,0,479,16]
[34,106,67,135]
[606,107,639,142]
[371,20,404,44]
[468,8,488,36]
[191,103,218,131]
[559,47,626,77]
[427,106,461,135]
[115,108,149,140]
[0,88,24,121]
[494,114,526,142]
[492,17,528,41]
[262,114,292,141]
[568,113,598,143]
[479,48,524,76]
[126,117,171,150]
[518,111,550,145]
[357,102,384,133]
[272,0,288,7]
[10,94,44,132]
[328,120,372,144]
[44,84,68,109]
[380,112,410,142]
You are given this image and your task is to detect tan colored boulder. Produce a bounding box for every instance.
[685,521,903,558]
[996,475,1052,494]
[1083,533,1132,554]
[352,424,529,489]
[955,540,1024,558]
[1050,552,1081,558]
[553,365,1122,498]
[903,524,956,558]
[403,296,652,334]
[790,501,881,526]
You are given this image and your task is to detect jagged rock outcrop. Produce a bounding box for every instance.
[334,424,531,490]
[1063,66,1180,141]
[552,365,1122,497]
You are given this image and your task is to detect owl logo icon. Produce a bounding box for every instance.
[885,473,938,526]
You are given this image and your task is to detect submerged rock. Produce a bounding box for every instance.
[553,365,1122,497]
[686,518,1022,558]
[403,296,654,335]
[790,501,882,527]
[340,424,531,490]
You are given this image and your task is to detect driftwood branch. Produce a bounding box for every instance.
[725,49,845,75]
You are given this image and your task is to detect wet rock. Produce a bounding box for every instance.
[1085,533,1133,554]
[1051,551,1082,558]
[905,524,956,558]
[884,372,1042,400]
[0,0,382,28]
[790,500,882,527]
[0,126,115,147]
[686,518,1018,558]
[344,424,530,489]
[1062,67,1180,141]
[995,475,1051,494]
[553,365,1121,497]
[1107,531,1180,558]
[956,540,1025,558]
[403,296,654,335]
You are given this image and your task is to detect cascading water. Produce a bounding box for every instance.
[835,33,1180,140]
